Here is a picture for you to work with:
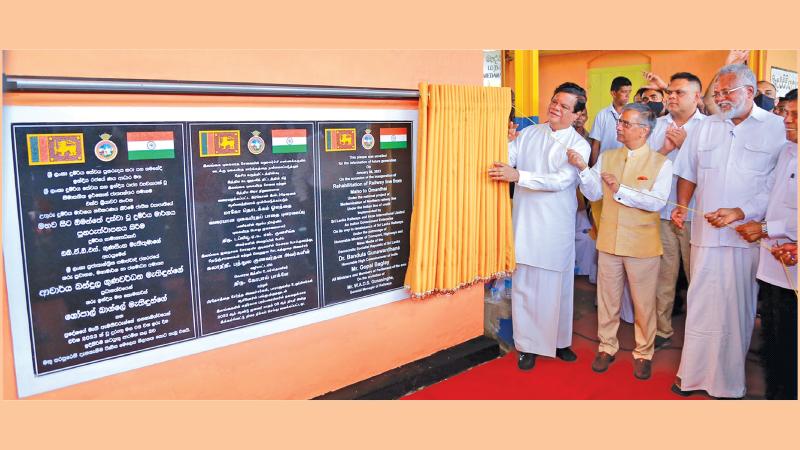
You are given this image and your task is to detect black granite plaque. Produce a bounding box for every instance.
[189,123,320,335]
[9,117,414,380]
[11,123,196,374]
[317,122,412,305]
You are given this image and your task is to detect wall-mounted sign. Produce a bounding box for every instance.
[2,106,415,397]
[483,50,502,87]
[771,66,797,97]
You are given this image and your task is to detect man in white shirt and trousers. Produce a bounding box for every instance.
[488,82,591,370]
[671,64,785,399]
[589,76,632,165]
[568,103,672,380]
[646,72,706,350]
[735,88,797,399]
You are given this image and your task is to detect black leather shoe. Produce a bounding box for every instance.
[654,336,672,351]
[555,347,577,362]
[517,352,536,371]
[671,383,693,397]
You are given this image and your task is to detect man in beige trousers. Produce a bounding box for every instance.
[568,103,672,380]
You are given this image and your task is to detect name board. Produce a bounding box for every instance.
[771,66,798,97]
[2,106,415,396]
[483,50,502,87]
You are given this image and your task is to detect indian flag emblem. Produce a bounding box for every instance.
[127,131,175,160]
[271,129,308,154]
[379,128,408,150]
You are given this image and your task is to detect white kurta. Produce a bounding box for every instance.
[757,141,798,290]
[509,123,591,356]
[674,104,786,398]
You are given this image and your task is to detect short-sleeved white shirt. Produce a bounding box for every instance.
[673,105,786,248]
[588,103,623,153]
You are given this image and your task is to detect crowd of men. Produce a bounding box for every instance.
[488,54,797,399]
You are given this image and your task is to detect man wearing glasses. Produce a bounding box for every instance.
[588,76,637,326]
[671,64,786,399]
[489,82,591,371]
[567,103,672,380]
[646,72,707,351]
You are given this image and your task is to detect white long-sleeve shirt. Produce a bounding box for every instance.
[647,109,706,221]
[673,104,786,248]
[757,141,797,290]
[508,123,591,271]
[577,147,673,212]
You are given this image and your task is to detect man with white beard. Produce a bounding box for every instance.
[671,64,785,398]
[489,82,591,370]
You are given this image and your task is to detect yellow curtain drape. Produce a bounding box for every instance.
[405,83,515,297]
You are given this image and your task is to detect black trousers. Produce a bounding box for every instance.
[758,280,798,400]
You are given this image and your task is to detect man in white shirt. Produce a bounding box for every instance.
[589,76,632,166]
[489,82,591,371]
[735,88,797,399]
[757,80,778,105]
[568,103,672,380]
[646,72,706,350]
[671,64,786,399]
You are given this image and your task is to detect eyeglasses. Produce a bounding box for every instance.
[616,119,648,129]
[712,85,748,99]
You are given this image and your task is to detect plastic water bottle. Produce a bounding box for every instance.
[489,286,502,303]
[503,277,512,300]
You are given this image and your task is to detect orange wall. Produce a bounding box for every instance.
[1,50,485,399]
[764,50,797,73]
[3,50,482,89]
[538,50,728,122]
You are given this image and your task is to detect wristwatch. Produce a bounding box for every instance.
[761,221,769,237]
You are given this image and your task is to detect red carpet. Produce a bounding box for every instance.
[403,338,707,400]
[403,277,764,400]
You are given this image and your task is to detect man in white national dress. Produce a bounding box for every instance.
[488,82,591,371]
[671,64,785,399]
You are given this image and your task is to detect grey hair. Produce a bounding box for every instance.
[718,64,757,94]
[621,103,656,137]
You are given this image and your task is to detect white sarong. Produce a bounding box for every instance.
[677,245,759,398]
[512,262,574,357]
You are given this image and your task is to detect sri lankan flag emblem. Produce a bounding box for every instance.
[325,128,357,152]
[199,130,241,157]
[27,133,85,166]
